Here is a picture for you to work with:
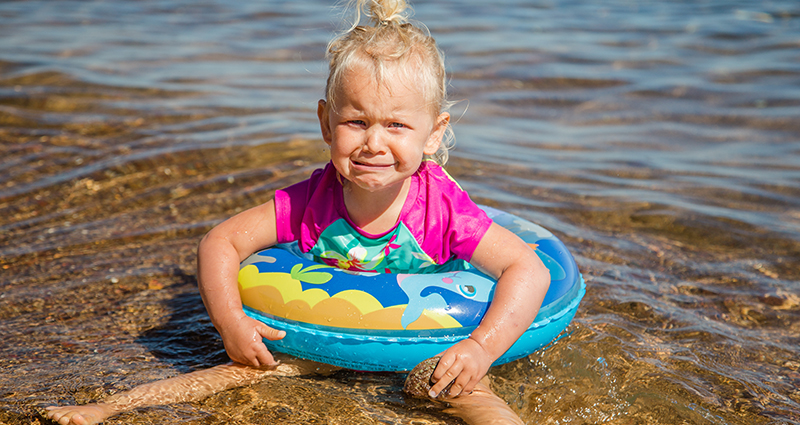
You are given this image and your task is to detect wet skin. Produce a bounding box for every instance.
[45,357,523,425]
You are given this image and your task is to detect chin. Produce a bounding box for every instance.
[352,176,407,193]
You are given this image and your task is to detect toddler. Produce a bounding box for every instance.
[46,0,549,423]
[197,0,549,399]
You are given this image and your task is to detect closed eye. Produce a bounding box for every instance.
[389,122,406,129]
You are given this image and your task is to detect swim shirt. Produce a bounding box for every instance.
[273,160,492,274]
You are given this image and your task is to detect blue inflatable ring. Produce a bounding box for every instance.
[239,206,585,372]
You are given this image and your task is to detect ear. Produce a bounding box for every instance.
[423,112,450,156]
[317,99,332,145]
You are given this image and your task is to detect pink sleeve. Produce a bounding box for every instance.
[414,161,493,264]
[273,171,317,244]
[273,163,342,249]
[443,187,493,262]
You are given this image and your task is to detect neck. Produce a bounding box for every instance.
[343,179,411,235]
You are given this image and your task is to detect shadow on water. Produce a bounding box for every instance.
[134,272,229,373]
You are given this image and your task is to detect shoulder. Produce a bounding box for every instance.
[274,162,345,245]
[407,161,493,262]
[416,160,465,193]
[410,160,487,220]
[279,162,338,199]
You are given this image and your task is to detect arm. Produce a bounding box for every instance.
[429,222,550,398]
[197,199,286,367]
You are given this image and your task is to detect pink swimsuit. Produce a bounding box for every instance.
[274,160,492,274]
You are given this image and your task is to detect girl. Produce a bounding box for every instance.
[197,0,549,399]
[46,0,549,423]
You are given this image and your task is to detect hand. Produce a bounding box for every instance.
[429,337,493,399]
[219,314,286,367]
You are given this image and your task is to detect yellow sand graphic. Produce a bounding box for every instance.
[238,265,461,330]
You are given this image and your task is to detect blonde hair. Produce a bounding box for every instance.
[324,0,454,165]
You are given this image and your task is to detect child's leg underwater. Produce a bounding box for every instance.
[45,359,323,425]
[45,355,523,425]
[442,383,525,425]
[405,357,525,425]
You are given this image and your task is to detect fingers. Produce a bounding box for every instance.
[233,346,275,368]
[253,324,284,366]
[254,345,278,367]
[257,323,286,341]
[428,338,493,399]
[224,320,285,367]
[430,361,479,398]
[255,324,286,367]
[429,354,462,398]
[452,373,480,397]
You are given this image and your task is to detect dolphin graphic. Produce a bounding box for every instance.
[398,271,495,329]
[240,251,276,269]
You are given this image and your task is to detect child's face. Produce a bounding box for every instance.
[318,64,449,195]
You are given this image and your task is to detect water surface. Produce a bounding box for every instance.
[1,1,799,424]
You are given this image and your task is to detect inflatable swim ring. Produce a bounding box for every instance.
[239,206,585,372]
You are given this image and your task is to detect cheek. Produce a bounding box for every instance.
[333,127,363,147]
[330,145,352,165]
[329,132,353,153]
[400,138,428,159]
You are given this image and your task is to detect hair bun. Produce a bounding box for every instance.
[353,0,410,28]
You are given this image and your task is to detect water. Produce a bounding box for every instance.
[1,0,799,423]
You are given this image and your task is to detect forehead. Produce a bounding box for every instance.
[333,62,437,116]
[343,62,415,93]
[336,64,429,109]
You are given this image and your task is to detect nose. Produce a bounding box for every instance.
[363,126,387,154]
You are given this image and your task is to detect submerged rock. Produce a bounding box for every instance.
[403,356,453,400]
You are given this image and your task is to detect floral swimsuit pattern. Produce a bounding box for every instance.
[310,218,470,274]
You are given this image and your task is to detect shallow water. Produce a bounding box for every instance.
[1,0,799,424]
